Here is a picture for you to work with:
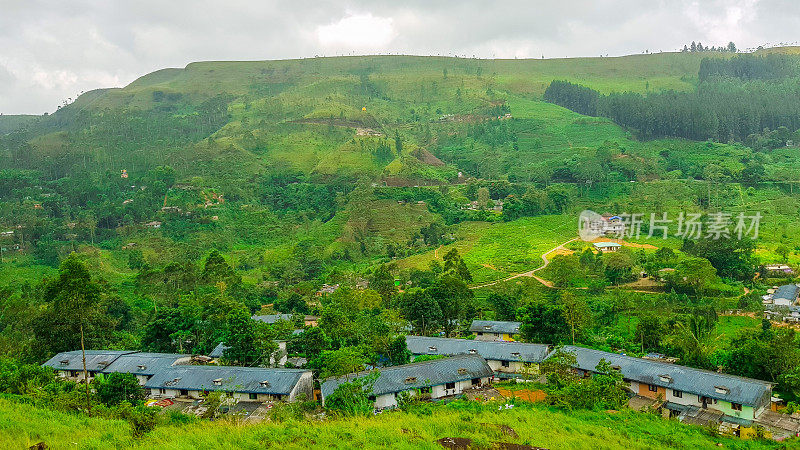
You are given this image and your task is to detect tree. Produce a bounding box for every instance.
[560,291,590,345]
[369,264,396,303]
[664,257,717,296]
[200,250,241,287]
[549,255,582,287]
[31,253,114,357]
[727,41,737,53]
[223,310,276,366]
[442,248,472,282]
[325,371,379,416]
[603,252,633,285]
[519,301,569,344]
[477,187,490,211]
[94,372,145,406]
[488,292,519,321]
[776,244,790,263]
[299,327,331,360]
[315,347,366,379]
[683,237,754,281]
[635,314,664,352]
[386,335,411,366]
[398,288,442,335]
[428,274,474,337]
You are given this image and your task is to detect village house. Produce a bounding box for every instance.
[43,350,139,382]
[406,336,549,377]
[145,365,313,403]
[320,355,494,410]
[593,241,622,253]
[100,352,190,385]
[584,214,625,237]
[144,221,162,229]
[469,320,521,341]
[252,313,318,327]
[555,346,773,423]
[771,284,799,307]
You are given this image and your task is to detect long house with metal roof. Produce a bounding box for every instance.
[556,346,773,422]
[43,350,139,382]
[469,320,521,341]
[145,365,312,403]
[320,355,493,410]
[406,336,549,376]
[43,350,313,404]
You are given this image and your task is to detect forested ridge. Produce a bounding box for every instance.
[544,54,800,142]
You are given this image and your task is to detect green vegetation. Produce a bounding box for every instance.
[1,397,790,449]
[4,48,800,445]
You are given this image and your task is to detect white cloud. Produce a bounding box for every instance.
[2,0,800,113]
[316,13,396,50]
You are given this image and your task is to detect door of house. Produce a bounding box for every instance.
[701,396,709,409]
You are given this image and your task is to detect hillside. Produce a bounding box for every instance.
[1,397,790,450]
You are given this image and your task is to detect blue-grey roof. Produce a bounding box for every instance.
[43,350,137,372]
[144,365,309,395]
[406,336,549,363]
[774,284,799,302]
[320,355,493,399]
[209,343,230,359]
[555,346,772,407]
[101,352,187,376]
[252,314,294,324]
[469,320,521,335]
[594,242,622,248]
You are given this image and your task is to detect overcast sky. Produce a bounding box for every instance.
[2,0,799,114]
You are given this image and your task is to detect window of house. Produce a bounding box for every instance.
[672,389,682,398]
[477,332,483,336]
[648,384,658,392]
[472,378,481,386]
[249,393,258,400]
[731,403,742,411]
[180,389,188,396]
[159,388,166,395]
[501,360,510,368]
[445,382,456,390]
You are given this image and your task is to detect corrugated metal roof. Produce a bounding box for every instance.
[555,346,772,407]
[42,350,138,372]
[145,365,309,395]
[208,343,229,359]
[252,314,293,324]
[320,355,493,399]
[468,320,521,334]
[774,284,799,302]
[101,352,187,376]
[406,336,549,363]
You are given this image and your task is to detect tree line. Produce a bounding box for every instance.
[543,54,800,142]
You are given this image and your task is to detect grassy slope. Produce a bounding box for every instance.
[2,398,791,450]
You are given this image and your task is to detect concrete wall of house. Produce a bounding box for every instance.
[371,376,491,410]
[288,372,313,401]
[149,388,285,403]
[717,400,756,420]
[633,382,666,400]
[486,359,530,374]
[473,332,516,342]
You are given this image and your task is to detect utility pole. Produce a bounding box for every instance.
[81,324,91,416]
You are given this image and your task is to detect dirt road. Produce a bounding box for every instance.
[470,237,579,289]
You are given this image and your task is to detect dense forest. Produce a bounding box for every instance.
[544,54,800,142]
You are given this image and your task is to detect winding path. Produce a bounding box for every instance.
[470,237,579,289]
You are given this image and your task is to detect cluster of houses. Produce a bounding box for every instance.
[42,318,799,438]
[763,284,800,323]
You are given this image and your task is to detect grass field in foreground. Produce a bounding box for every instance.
[2,397,793,450]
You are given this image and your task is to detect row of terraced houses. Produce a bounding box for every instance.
[43,319,799,438]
